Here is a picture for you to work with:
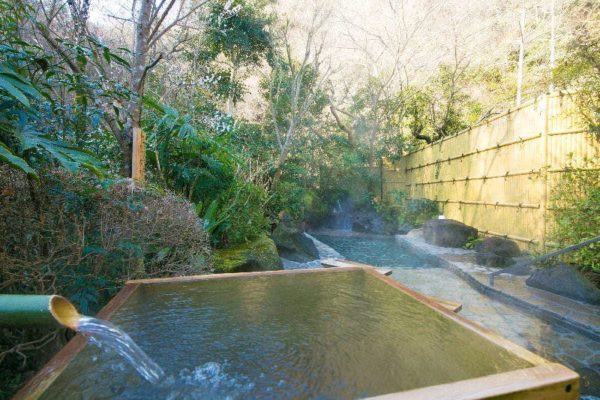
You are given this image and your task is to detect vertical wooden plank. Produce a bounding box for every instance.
[132,127,146,182]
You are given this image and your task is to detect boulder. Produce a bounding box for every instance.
[351,210,386,234]
[397,223,414,235]
[351,209,399,235]
[212,235,283,273]
[271,223,319,262]
[526,263,600,305]
[475,252,513,268]
[474,237,521,268]
[499,257,535,276]
[475,237,521,257]
[422,219,478,248]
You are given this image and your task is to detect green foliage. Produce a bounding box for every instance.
[203,0,273,66]
[200,0,274,105]
[198,179,270,246]
[0,1,122,178]
[144,96,270,246]
[389,190,440,227]
[263,59,328,132]
[0,168,212,396]
[404,64,482,144]
[549,158,600,272]
[464,236,483,250]
[554,17,600,138]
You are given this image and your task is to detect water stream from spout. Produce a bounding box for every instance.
[76,316,165,384]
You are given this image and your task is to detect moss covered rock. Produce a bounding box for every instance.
[271,223,319,262]
[213,235,283,273]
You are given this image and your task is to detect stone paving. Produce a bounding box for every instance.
[397,229,600,341]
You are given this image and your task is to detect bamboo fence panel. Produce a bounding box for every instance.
[384,93,599,249]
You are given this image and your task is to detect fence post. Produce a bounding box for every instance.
[541,94,550,249]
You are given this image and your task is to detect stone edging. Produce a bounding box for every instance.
[396,236,600,342]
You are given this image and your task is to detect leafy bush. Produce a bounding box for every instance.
[0,168,212,308]
[0,167,212,397]
[390,190,440,226]
[0,1,128,178]
[200,179,270,247]
[549,158,600,272]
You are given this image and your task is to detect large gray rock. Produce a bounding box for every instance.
[526,264,600,305]
[271,223,319,262]
[397,223,414,235]
[351,210,387,235]
[423,219,478,248]
[476,252,513,268]
[475,237,521,257]
[475,237,521,268]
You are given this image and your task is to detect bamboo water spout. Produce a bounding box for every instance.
[0,295,81,329]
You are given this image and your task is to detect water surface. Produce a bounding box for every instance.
[42,269,531,399]
[314,233,600,398]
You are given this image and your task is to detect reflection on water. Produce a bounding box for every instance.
[314,233,600,398]
[42,270,530,399]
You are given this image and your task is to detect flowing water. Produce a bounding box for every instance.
[76,316,165,384]
[42,269,532,399]
[313,232,600,399]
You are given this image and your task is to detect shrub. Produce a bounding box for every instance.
[390,190,440,226]
[0,169,212,305]
[0,167,212,397]
[215,179,270,246]
[549,158,600,272]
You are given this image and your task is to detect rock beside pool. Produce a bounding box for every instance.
[526,264,600,305]
[397,223,414,235]
[213,235,283,273]
[422,219,478,248]
[351,210,387,234]
[475,252,513,268]
[475,237,521,257]
[271,223,319,262]
[474,237,521,268]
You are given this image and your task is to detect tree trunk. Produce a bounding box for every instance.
[124,0,152,180]
[226,66,237,116]
[120,138,134,177]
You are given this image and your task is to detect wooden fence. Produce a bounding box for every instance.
[383,92,599,249]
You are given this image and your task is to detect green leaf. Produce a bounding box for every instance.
[0,74,41,99]
[21,129,105,177]
[103,46,111,64]
[108,52,130,69]
[143,95,165,113]
[0,76,28,106]
[156,247,171,262]
[83,245,107,256]
[0,142,37,177]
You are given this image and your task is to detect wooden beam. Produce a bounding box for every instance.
[132,127,146,182]
[368,363,578,400]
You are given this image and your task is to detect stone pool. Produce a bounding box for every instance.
[314,233,600,399]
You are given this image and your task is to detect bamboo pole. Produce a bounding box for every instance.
[0,295,81,329]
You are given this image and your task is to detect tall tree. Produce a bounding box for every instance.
[33,0,207,179]
[202,0,273,117]
[265,5,330,187]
